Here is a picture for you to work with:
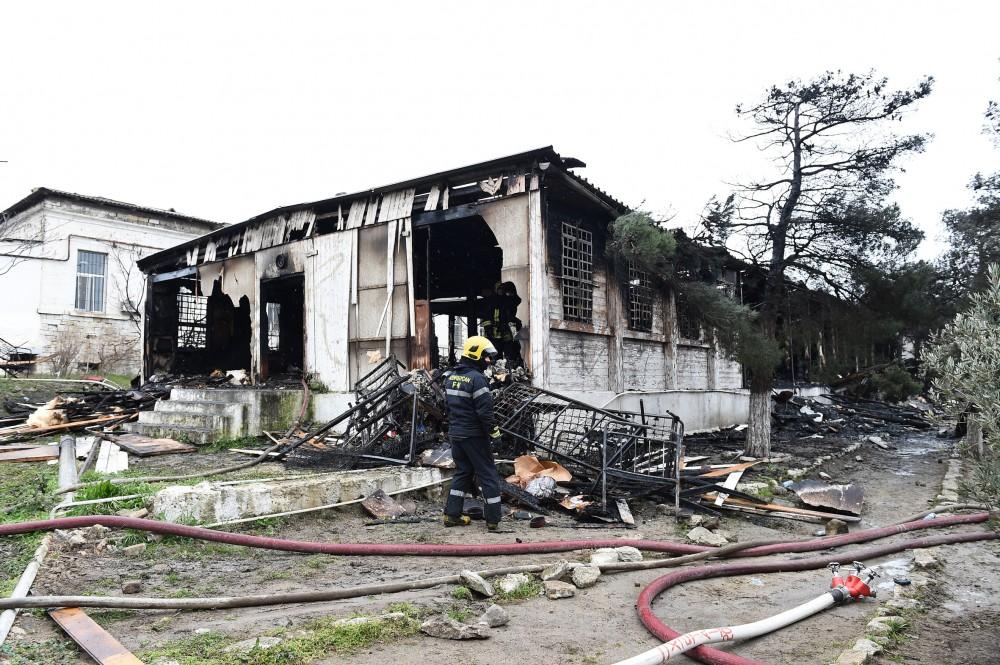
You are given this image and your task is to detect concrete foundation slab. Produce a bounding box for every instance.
[153,466,444,523]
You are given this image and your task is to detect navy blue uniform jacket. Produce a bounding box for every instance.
[444,360,498,438]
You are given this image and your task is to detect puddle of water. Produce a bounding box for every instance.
[873,556,913,591]
[893,433,949,458]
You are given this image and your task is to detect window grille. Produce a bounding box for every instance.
[627,262,653,331]
[75,250,107,312]
[561,222,593,322]
[675,291,703,340]
[177,288,208,349]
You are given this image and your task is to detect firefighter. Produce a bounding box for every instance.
[442,335,504,531]
[481,281,523,368]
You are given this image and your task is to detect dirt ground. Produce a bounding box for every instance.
[3,429,998,665]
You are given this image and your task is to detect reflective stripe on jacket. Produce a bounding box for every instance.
[444,359,497,438]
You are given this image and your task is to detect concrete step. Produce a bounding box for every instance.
[155,399,247,436]
[170,388,257,404]
[138,409,233,433]
[132,423,216,446]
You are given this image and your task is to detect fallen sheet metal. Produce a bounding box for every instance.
[47,607,143,664]
[112,434,197,457]
[361,488,408,520]
[788,479,864,515]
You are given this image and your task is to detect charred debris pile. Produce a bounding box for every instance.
[267,357,852,524]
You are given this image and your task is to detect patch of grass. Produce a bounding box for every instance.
[90,608,139,622]
[446,607,473,622]
[451,585,473,600]
[494,576,543,603]
[0,637,78,664]
[198,435,267,454]
[139,611,421,665]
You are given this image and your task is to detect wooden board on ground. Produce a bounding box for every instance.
[48,607,144,664]
[706,494,863,522]
[0,445,59,463]
[113,434,196,457]
[361,488,408,520]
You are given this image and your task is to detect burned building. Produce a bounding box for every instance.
[136,148,746,434]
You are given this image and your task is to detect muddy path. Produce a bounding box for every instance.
[6,431,989,665]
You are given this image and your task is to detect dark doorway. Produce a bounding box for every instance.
[260,274,305,381]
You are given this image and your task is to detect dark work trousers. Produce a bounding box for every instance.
[444,436,503,524]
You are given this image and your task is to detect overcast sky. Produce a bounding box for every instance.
[1,1,996,259]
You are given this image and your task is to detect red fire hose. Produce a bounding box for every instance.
[0,512,988,557]
[635,529,999,665]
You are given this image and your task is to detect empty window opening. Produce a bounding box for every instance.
[177,287,208,349]
[75,250,107,312]
[561,222,593,323]
[628,262,653,332]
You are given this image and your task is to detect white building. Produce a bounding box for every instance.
[0,188,223,376]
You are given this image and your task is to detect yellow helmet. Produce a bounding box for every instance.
[462,335,498,362]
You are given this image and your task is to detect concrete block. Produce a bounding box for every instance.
[153,466,443,523]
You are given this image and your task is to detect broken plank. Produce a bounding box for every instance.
[112,434,196,457]
[229,448,283,458]
[0,446,59,463]
[616,498,635,525]
[698,461,758,478]
[708,495,862,522]
[714,468,745,506]
[47,607,143,664]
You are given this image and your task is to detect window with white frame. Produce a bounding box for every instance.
[75,250,107,312]
[561,222,594,322]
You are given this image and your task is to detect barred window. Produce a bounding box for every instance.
[75,250,107,312]
[561,222,593,322]
[177,288,208,349]
[627,262,653,331]
[675,291,702,341]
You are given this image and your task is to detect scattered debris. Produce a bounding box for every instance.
[361,489,409,520]
[789,480,864,515]
[825,518,850,535]
[110,434,197,457]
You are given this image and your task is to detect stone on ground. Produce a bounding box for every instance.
[498,573,530,594]
[912,548,940,569]
[589,548,620,566]
[121,580,143,594]
[421,616,489,640]
[571,564,601,588]
[459,570,495,597]
[825,518,850,535]
[540,560,570,581]
[686,526,728,546]
[615,546,643,562]
[543,580,576,599]
[478,604,509,628]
